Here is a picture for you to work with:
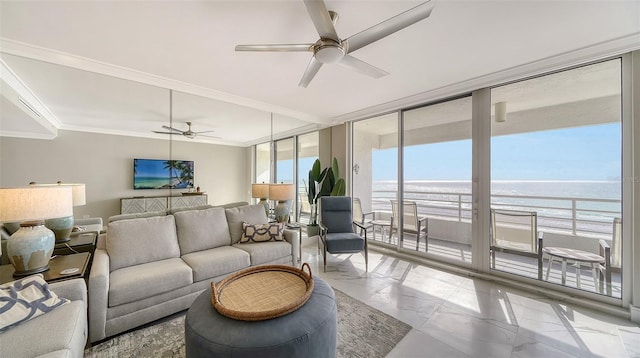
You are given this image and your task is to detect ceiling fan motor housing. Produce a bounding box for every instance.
[314,38,345,64]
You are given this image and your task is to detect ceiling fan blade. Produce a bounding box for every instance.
[235,44,314,52]
[338,55,389,78]
[194,130,217,134]
[198,134,221,139]
[153,131,178,135]
[303,0,339,42]
[344,1,435,54]
[161,125,183,133]
[298,56,323,88]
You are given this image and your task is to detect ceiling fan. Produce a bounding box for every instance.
[235,0,435,87]
[153,122,219,139]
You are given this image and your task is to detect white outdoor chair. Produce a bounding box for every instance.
[490,209,544,280]
[390,200,428,251]
[599,217,621,295]
[353,197,374,235]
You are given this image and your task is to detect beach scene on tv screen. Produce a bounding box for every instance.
[134,159,194,189]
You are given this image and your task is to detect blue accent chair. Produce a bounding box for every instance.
[319,196,368,272]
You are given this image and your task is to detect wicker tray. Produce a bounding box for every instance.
[211,263,314,321]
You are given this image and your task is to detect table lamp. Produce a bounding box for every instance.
[251,183,270,217]
[268,183,295,223]
[39,183,86,243]
[0,186,73,277]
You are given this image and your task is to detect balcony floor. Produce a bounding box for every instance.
[362,231,622,298]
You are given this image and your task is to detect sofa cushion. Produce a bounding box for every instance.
[0,300,86,358]
[233,241,292,266]
[109,258,193,307]
[106,215,180,271]
[108,211,166,223]
[225,204,269,244]
[0,274,69,331]
[181,246,250,282]
[174,207,231,254]
[240,222,285,243]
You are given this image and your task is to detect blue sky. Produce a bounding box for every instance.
[274,123,621,183]
[373,123,621,181]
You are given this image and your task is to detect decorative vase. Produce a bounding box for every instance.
[7,222,55,277]
[45,215,74,243]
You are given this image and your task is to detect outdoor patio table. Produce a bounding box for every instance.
[543,246,605,290]
[371,220,391,243]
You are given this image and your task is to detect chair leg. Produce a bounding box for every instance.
[364,240,368,272]
[491,250,496,269]
[323,246,327,272]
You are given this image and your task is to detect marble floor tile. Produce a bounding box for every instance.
[387,329,471,358]
[301,239,640,357]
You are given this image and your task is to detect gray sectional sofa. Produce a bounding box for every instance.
[88,203,299,343]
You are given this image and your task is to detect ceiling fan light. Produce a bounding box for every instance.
[185,132,196,139]
[315,45,344,64]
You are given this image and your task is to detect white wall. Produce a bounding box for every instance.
[0,130,249,223]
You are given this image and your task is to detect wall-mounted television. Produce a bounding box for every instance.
[133,159,194,190]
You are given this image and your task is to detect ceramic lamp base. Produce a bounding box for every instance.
[7,222,55,277]
[274,200,291,223]
[257,198,270,219]
[45,215,74,243]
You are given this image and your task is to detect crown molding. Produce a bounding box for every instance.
[0,58,61,135]
[0,38,327,125]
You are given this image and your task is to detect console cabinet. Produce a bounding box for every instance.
[121,195,207,214]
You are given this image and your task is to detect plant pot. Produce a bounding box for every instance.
[306,225,321,238]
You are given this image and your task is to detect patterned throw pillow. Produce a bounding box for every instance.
[240,222,285,243]
[0,274,69,332]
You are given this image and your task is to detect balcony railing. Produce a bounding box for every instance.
[371,189,620,238]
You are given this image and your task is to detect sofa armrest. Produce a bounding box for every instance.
[283,228,299,265]
[49,278,87,303]
[96,233,107,250]
[88,248,110,343]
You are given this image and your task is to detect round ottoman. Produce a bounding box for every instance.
[185,276,337,358]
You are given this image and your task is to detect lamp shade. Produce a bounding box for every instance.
[69,183,86,206]
[0,186,73,223]
[251,183,270,199]
[268,183,295,201]
[33,183,86,206]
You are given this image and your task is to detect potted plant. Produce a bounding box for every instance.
[304,158,345,237]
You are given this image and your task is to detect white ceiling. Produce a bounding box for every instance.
[0,0,639,147]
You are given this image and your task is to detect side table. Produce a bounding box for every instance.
[0,252,91,284]
[54,231,97,256]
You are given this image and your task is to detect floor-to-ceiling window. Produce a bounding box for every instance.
[274,137,295,220]
[490,58,622,298]
[352,113,399,246]
[297,132,319,224]
[254,142,271,184]
[401,96,472,264]
[350,57,625,300]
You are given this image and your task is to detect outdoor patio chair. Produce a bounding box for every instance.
[390,200,428,251]
[490,209,544,280]
[353,197,374,236]
[298,196,311,224]
[599,217,621,295]
[319,196,368,272]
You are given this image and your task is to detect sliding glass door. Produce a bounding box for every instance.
[489,58,622,297]
[401,96,472,264]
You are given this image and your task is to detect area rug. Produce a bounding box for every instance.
[85,288,411,358]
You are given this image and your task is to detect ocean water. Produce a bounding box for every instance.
[370,180,621,234]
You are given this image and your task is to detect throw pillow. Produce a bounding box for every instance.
[240,222,285,243]
[0,274,69,332]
